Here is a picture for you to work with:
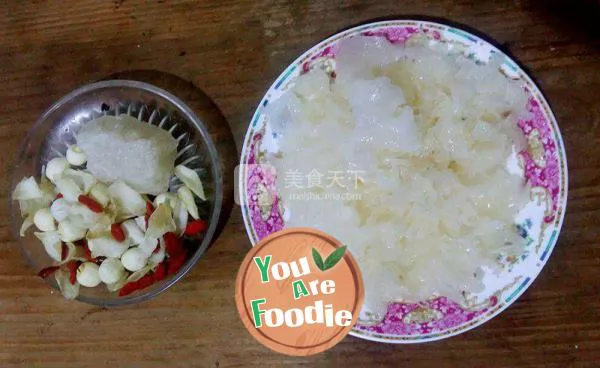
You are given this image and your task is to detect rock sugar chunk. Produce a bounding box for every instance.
[77,115,178,195]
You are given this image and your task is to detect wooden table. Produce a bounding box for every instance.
[1,1,599,367]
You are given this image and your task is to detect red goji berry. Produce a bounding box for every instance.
[184,220,207,236]
[60,242,68,261]
[153,262,166,281]
[137,274,154,290]
[163,232,184,257]
[78,195,103,213]
[65,260,81,285]
[146,200,154,215]
[83,244,92,261]
[110,223,126,242]
[55,193,63,199]
[145,201,154,227]
[37,266,60,279]
[72,239,93,261]
[167,252,187,275]
[118,281,139,297]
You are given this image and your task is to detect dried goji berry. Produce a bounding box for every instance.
[153,262,166,281]
[146,200,154,215]
[163,232,183,257]
[55,193,63,199]
[118,281,139,297]
[184,220,207,236]
[145,201,154,227]
[74,239,92,260]
[83,244,92,261]
[65,260,81,285]
[78,195,103,213]
[137,274,154,290]
[37,266,60,279]
[167,252,187,276]
[60,242,68,261]
[110,223,126,242]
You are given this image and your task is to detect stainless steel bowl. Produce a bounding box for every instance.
[10,80,223,306]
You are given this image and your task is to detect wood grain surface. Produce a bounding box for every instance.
[0,0,599,367]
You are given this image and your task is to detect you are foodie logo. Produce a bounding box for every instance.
[235,228,364,356]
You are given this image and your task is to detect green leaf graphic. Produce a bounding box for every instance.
[323,246,347,271]
[312,248,325,271]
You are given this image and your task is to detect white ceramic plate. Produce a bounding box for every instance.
[239,20,568,343]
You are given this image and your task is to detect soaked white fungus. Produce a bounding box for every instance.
[77,115,178,195]
[266,35,530,315]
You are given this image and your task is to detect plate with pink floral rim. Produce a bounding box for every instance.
[238,20,568,343]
